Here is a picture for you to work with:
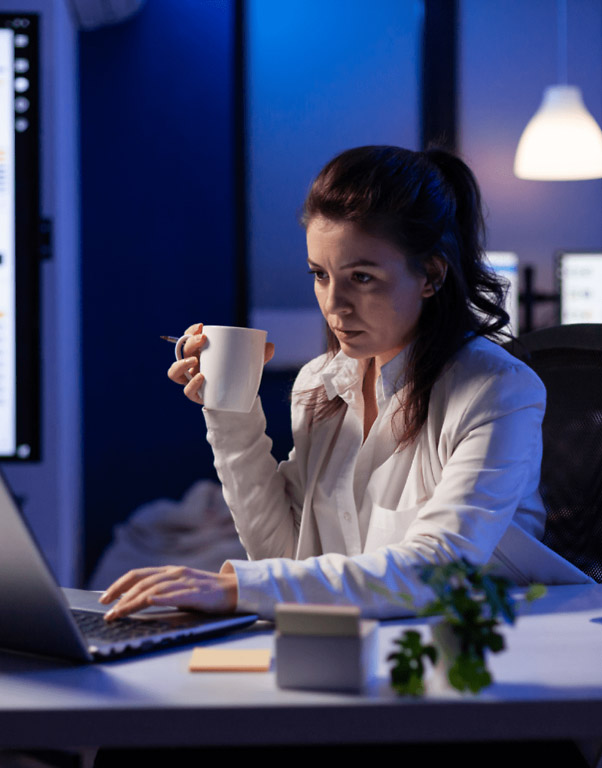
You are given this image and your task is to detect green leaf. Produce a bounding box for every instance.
[388,630,438,697]
[448,653,492,693]
[487,631,505,654]
[391,672,425,697]
[525,583,547,602]
[425,645,438,664]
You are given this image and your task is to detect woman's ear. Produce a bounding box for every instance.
[422,256,448,297]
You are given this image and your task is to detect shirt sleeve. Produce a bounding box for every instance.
[204,397,305,560]
[228,363,551,619]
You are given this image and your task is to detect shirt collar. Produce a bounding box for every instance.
[320,351,364,402]
[379,346,411,400]
[320,346,411,403]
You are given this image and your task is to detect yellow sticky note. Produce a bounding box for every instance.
[189,648,271,672]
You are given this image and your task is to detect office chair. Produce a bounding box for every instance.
[505,324,602,582]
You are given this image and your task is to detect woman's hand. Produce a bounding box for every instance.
[167,323,207,404]
[167,322,275,405]
[99,562,239,621]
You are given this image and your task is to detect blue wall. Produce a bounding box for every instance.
[247,0,422,311]
[79,0,238,576]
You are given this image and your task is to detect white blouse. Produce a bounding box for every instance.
[204,336,592,619]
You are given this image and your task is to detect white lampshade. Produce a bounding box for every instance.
[514,85,602,180]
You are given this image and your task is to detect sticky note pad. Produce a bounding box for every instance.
[189,648,271,672]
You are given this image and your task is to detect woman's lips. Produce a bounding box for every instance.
[332,327,363,339]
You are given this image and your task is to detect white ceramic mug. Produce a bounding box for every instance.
[175,325,267,412]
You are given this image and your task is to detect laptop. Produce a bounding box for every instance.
[0,470,257,662]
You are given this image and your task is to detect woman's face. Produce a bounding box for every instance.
[306,217,435,368]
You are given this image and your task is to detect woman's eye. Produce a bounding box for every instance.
[308,269,327,281]
[353,272,373,284]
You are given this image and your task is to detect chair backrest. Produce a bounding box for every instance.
[505,324,602,582]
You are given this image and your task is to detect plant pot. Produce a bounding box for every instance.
[427,621,462,694]
[427,620,494,695]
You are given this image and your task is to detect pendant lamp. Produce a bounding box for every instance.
[514,0,602,180]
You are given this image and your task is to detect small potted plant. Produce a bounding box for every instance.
[385,559,545,696]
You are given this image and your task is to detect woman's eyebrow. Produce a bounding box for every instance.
[307,258,380,269]
[339,259,380,269]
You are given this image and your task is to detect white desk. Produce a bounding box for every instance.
[1,584,602,750]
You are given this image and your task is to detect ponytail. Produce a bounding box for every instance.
[423,147,510,339]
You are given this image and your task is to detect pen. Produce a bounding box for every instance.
[160,335,179,344]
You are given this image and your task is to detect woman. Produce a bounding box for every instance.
[101,146,590,621]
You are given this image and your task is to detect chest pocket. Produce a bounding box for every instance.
[363,502,425,553]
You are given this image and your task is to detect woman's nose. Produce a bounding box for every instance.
[324,281,352,315]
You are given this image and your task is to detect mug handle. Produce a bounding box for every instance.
[175,334,194,381]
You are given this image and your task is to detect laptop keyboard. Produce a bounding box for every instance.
[67,608,257,659]
[72,608,216,644]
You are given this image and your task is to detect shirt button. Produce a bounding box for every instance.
[343,511,351,522]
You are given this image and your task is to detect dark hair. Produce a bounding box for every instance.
[299,145,510,448]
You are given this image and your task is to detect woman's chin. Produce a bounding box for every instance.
[338,340,371,360]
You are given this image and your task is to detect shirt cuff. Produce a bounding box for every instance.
[203,396,265,450]
[225,558,281,619]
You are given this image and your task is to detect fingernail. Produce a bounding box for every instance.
[105,608,115,620]
[99,592,108,603]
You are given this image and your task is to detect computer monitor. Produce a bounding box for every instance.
[0,14,40,460]
[485,251,520,335]
[558,251,602,325]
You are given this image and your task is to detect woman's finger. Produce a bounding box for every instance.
[121,567,184,601]
[183,371,205,404]
[183,323,203,337]
[182,333,206,359]
[264,342,275,365]
[108,582,186,619]
[168,357,200,384]
[104,566,192,619]
[99,567,163,604]
[108,586,191,619]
